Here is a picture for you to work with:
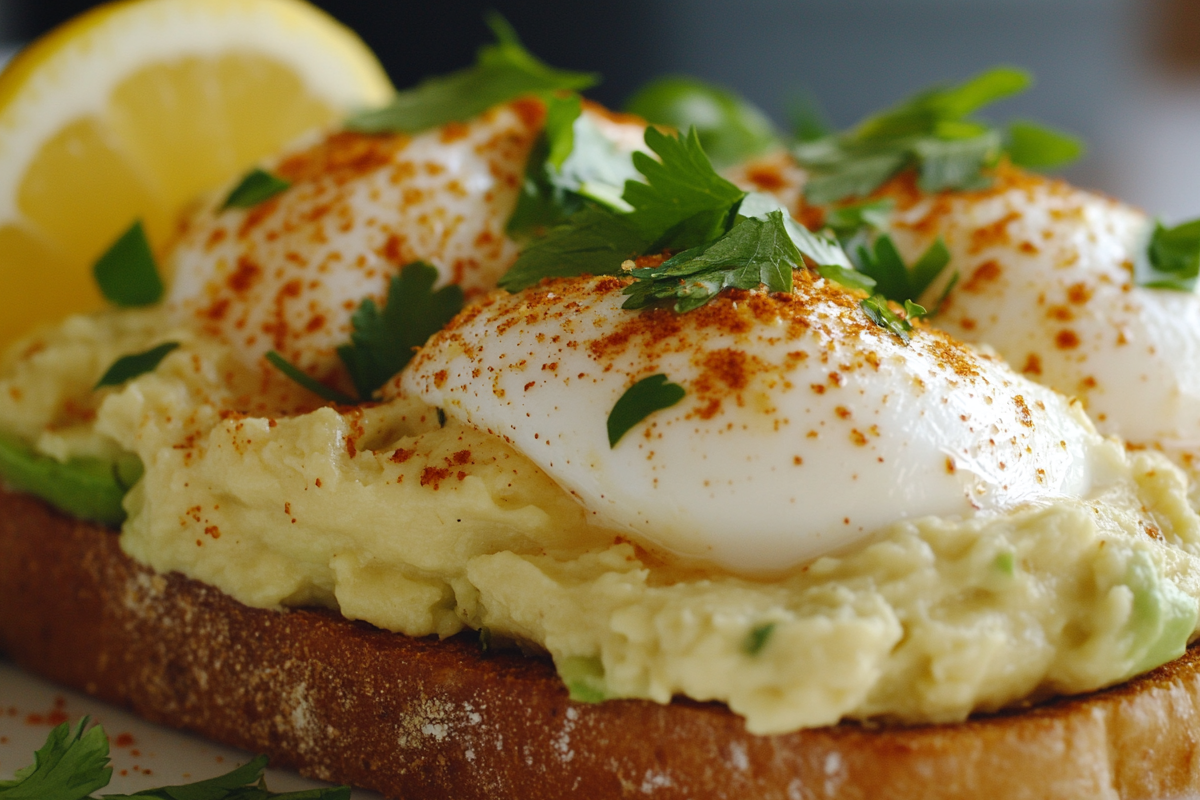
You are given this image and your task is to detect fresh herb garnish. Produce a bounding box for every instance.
[624,76,779,168]
[94,342,180,389]
[823,198,895,238]
[817,264,876,294]
[265,351,356,406]
[506,94,642,239]
[1136,218,1200,291]
[794,67,1084,204]
[0,433,141,527]
[0,716,110,800]
[624,126,746,250]
[1006,120,1086,170]
[93,221,164,308]
[852,235,952,316]
[0,719,349,800]
[337,262,464,400]
[268,262,463,403]
[607,373,686,447]
[500,207,649,292]
[743,622,776,656]
[622,210,799,312]
[860,294,915,343]
[346,14,597,135]
[221,168,290,210]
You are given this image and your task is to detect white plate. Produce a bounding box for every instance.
[0,658,383,797]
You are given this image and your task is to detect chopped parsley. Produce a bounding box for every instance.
[336,262,464,400]
[607,374,686,447]
[220,168,291,210]
[499,119,925,346]
[506,94,642,239]
[1006,120,1086,171]
[265,351,356,406]
[0,719,349,799]
[0,716,110,800]
[852,235,952,316]
[1136,218,1200,292]
[500,207,649,292]
[743,622,776,656]
[346,14,597,135]
[794,66,1085,204]
[268,262,463,404]
[624,76,779,168]
[94,342,180,389]
[624,126,746,249]
[622,210,799,312]
[92,221,164,307]
[860,294,915,344]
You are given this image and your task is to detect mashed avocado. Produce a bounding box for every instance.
[3,311,1200,734]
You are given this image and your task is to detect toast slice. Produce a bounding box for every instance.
[2,486,1199,799]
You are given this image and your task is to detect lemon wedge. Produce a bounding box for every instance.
[0,0,393,347]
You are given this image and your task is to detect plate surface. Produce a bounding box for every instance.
[0,658,383,797]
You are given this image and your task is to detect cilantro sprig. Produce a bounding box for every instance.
[793,67,1086,204]
[268,262,463,403]
[346,14,597,135]
[0,719,348,800]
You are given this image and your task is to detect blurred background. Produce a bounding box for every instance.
[1,0,1197,218]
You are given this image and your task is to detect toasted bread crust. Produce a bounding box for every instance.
[2,487,1200,799]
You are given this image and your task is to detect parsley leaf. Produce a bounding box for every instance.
[221,168,290,210]
[265,351,356,406]
[623,126,746,250]
[823,199,894,238]
[507,94,641,239]
[624,76,779,168]
[0,717,111,800]
[102,754,349,799]
[95,342,180,389]
[738,191,853,269]
[860,294,915,343]
[2,723,347,800]
[93,221,164,307]
[346,14,597,134]
[622,210,799,312]
[0,432,139,526]
[1136,218,1200,291]
[853,67,1030,143]
[743,623,776,656]
[607,373,686,447]
[500,206,649,292]
[852,234,952,316]
[817,264,876,294]
[794,67,1083,204]
[337,262,464,400]
[1006,120,1086,170]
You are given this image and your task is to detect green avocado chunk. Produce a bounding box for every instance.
[0,433,141,527]
[1124,549,1199,678]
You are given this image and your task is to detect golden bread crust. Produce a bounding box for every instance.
[2,487,1199,799]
